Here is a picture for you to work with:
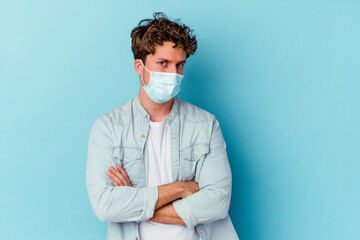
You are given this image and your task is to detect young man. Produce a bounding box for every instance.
[86,12,239,240]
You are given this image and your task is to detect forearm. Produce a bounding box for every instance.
[87,178,183,222]
[87,183,159,222]
[155,181,184,210]
[173,185,231,227]
[149,202,185,225]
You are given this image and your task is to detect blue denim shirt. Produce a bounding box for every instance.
[86,95,239,240]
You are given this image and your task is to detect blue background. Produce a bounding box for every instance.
[1,0,359,239]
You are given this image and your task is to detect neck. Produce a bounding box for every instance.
[138,87,174,122]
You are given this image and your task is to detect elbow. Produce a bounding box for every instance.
[212,199,229,221]
[96,213,107,222]
[96,212,110,222]
[209,188,231,221]
[216,205,229,220]
[89,190,117,222]
[93,203,124,222]
[93,204,112,222]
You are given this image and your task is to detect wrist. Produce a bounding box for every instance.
[175,181,186,199]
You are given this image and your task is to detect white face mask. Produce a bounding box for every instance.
[140,59,184,104]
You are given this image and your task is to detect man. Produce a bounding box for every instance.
[86,12,239,240]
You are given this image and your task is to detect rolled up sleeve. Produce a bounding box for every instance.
[86,117,158,222]
[173,118,232,229]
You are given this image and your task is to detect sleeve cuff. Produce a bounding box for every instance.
[173,198,198,229]
[139,186,159,221]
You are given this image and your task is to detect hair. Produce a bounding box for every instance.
[130,12,198,64]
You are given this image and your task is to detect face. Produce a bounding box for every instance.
[134,41,187,85]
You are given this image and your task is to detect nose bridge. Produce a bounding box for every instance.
[169,63,177,73]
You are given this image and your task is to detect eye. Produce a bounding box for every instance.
[158,61,166,66]
[177,63,185,68]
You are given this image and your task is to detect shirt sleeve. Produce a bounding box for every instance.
[173,117,232,229]
[86,117,158,222]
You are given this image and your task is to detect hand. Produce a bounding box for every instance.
[107,164,132,187]
[180,181,200,198]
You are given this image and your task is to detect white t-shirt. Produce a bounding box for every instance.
[139,117,201,240]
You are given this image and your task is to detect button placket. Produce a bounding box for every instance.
[169,116,180,182]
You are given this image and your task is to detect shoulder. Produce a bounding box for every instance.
[91,98,133,131]
[178,98,217,123]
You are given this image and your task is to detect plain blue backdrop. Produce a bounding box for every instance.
[1,0,359,239]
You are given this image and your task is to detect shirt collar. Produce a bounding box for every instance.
[133,95,179,125]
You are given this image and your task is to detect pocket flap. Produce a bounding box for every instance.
[180,144,210,160]
[112,147,142,161]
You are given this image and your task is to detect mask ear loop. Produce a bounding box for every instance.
[140,59,150,86]
[140,74,146,86]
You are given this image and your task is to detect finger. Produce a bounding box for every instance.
[116,164,132,186]
[109,166,128,186]
[107,169,126,186]
[111,165,131,186]
[109,166,129,186]
[107,170,123,186]
[111,178,119,187]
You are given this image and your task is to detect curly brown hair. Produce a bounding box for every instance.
[130,12,198,64]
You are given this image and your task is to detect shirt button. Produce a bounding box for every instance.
[200,229,203,233]
[173,134,177,138]
[135,238,138,240]
[141,135,145,138]
[123,157,127,161]
[145,115,148,118]
[194,155,198,159]
[168,117,171,120]
[173,158,177,162]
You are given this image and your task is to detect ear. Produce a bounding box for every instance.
[134,59,143,76]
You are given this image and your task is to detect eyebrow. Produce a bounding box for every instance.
[157,58,186,64]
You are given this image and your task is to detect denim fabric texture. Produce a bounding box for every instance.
[86,95,239,240]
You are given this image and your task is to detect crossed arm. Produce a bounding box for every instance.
[107,164,200,225]
[87,117,231,227]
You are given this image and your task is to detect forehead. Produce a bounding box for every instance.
[149,41,186,61]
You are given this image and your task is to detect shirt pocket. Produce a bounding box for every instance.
[112,147,142,186]
[180,144,210,181]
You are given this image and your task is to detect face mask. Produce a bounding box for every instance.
[140,59,184,104]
